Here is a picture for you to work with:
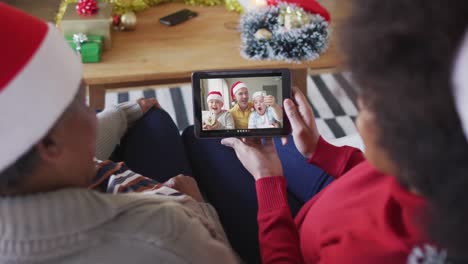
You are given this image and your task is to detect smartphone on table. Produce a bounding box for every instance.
[159,9,198,26]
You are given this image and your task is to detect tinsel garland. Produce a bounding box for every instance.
[56,0,229,25]
[224,0,243,13]
[240,3,329,62]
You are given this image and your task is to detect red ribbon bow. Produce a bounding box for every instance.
[76,0,99,16]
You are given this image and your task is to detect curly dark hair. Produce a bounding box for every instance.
[340,0,468,260]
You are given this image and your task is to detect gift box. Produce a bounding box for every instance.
[66,34,103,63]
[59,2,113,50]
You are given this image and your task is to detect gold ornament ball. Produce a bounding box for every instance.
[120,11,137,31]
[254,28,272,40]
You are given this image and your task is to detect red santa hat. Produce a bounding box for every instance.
[267,0,331,22]
[230,81,248,101]
[0,3,82,172]
[207,91,224,103]
[453,29,468,140]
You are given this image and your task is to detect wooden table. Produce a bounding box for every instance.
[83,1,346,109]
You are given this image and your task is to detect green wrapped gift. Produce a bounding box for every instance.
[66,34,103,63]
[60,2,113,51]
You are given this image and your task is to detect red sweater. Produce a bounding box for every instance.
[255,137,431,263]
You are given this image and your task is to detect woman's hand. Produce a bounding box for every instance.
[164,175,205,202]
[137,98,160,114]
[282,87,320,159]
[221,137,283,180]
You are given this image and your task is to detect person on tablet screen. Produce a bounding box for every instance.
[228,81,253,129]
[229,81,280,129]
[248,91,283,129]
[203,91,234,130]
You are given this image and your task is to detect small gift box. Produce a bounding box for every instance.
[59,2,113,50]
[66,34,103,63]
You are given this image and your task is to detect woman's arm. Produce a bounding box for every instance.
[221,137,302,263]
[95,98,159,160]
[256,176,304,263]
[283,88,364,178]
[309,137,364,179]
[95,101,142,160]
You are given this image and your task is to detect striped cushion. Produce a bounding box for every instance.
[96,72,359,140]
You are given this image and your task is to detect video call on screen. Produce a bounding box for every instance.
[201,75,284,132]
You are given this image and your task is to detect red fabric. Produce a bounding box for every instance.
[76,0,99,15]
[256,137,428,263]
[266,0,331,21]
[208,91,223,97]
[0,3,48,92]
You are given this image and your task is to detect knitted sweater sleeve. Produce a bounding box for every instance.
[147,202,240,263]
[256,176,302,263]
[95,102,143,160]
[308,136,365,179]
[254,137,365,263]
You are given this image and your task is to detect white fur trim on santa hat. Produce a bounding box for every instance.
[206,91,223,103]
[453,29,468,140]
[0,23,82,172]
[252,91,267,100]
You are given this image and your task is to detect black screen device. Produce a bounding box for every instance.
[192,69,292,138]
[159,9,197,26]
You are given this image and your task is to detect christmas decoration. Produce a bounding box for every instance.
[267,0,330,21]
[76,0,99,15]
[278,5,310,30]
[233,0,263,12]
[119,11,137,30]
[66,33,104,63]
[112,14,120,26]
[72,32,88,53]
[57,0,226,26]
[240,2,330,62]
[254,28,272,40]
[60,2,113,50]
[224,0,244,13]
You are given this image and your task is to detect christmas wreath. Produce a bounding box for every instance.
[240,2,330,62]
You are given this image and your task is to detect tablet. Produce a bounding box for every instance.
[192,69,292,138]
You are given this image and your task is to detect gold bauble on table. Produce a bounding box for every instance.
[254,28,272,40]
[278,5,311,30]
[120,11,137,30]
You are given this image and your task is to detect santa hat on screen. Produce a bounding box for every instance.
[453,29,468,141]
[206,91,224,103]
[0,3,82,172]
[231,81,248,101]
[266,0,331,22]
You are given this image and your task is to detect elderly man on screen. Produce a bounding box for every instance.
[228,81,281,129]
[0,3,237,263]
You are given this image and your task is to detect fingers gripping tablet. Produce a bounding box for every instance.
[192,69,292,138]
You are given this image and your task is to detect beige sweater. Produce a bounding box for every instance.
[0,103,239,263]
